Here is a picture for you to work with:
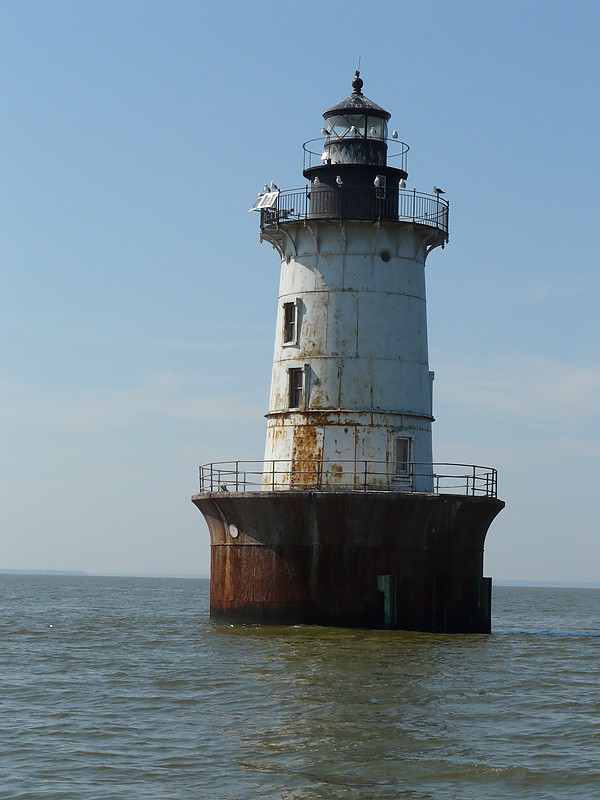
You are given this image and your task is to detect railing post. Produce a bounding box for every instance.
[235,461,239,492]
[472,465,476,496]
[210,463,214,492]
[272,459,275,491]
[364,460,368,491]
[412,188,416,223]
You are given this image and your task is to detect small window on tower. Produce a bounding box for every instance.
[283,301,297,344]
[394,437,411,476]
[288,368,303,409]
[374,174,387,199]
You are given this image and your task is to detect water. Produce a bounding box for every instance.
[1,576,598,799]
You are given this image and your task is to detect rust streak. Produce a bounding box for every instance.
[291,425,323,488]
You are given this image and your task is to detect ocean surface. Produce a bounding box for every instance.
[1,576,598,800]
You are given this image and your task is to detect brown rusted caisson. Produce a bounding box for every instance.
[193,489,503,632]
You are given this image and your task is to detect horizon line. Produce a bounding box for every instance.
[0,569,597,589]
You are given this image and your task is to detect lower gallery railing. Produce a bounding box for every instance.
[198,460,498,499]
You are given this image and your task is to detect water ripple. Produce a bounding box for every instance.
[1,577,598,799]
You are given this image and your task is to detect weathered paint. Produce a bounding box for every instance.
[262,220,437,491]
[193,76,503,633]
[192,490,504,633]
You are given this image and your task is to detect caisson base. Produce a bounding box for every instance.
[193,491,504,633]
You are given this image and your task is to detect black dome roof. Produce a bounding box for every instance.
[323,72,391,121]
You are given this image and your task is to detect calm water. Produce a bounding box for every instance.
[1,576,598,799]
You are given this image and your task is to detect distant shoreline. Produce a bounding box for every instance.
[0,570,596,588]
[493,579,599,589]
[0,569,209,580]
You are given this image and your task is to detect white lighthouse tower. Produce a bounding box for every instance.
[261,71,440,492]
[193,73,504,633]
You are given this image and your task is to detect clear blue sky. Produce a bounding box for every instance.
[1,0,598,582]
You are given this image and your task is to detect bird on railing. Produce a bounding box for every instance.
[399,179,406,189]
[270,181,279,192]
[336,175,343,186]
[433,186,445,196]
[220,484,229,492]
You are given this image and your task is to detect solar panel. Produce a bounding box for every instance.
[249,191,279,211]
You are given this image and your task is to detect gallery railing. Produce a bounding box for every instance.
[197,461,498,498]
[258,186,449,239]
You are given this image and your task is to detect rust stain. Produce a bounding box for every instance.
[291,424,323,488]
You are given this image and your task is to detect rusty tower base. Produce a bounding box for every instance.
[192,492,504,633]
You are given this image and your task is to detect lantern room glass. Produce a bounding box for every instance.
[326,114,387,141]
[367,117,387,140]
[328,115,366,138]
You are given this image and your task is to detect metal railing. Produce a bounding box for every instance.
[198,460,498,498]
[302,137,410,172]
[259,186,449,240]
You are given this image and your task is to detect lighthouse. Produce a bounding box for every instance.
[192,73,504,633]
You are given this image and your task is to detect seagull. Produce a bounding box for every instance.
[399,178,406,189]
[370,127,377,136]
[433,186,445,195]
[313,177,320,186]
[350,125,357,135]
[374,176,382,188]
[271,181,279,192]
[392,130,399,139]
[263,184,269,193]
[336,175,343,186]
[321,127,330,136]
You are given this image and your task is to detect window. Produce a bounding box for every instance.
[394,437,411,476]
[283,301,297,344]
[288,368,303,409]
[328,114,367,139]
[367,117,387,140]
[374,175,387,200]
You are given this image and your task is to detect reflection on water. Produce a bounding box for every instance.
[208,587,599,799]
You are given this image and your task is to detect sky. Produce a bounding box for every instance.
[1,0,598,583]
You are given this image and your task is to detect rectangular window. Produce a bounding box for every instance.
[394,437,411,476]
[288,368,303,409]
[283,301,297,344]
[374,174,387,199]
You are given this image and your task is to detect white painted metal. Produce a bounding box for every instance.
[262,219,439,492]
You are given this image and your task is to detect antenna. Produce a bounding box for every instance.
[357,55,362,73]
